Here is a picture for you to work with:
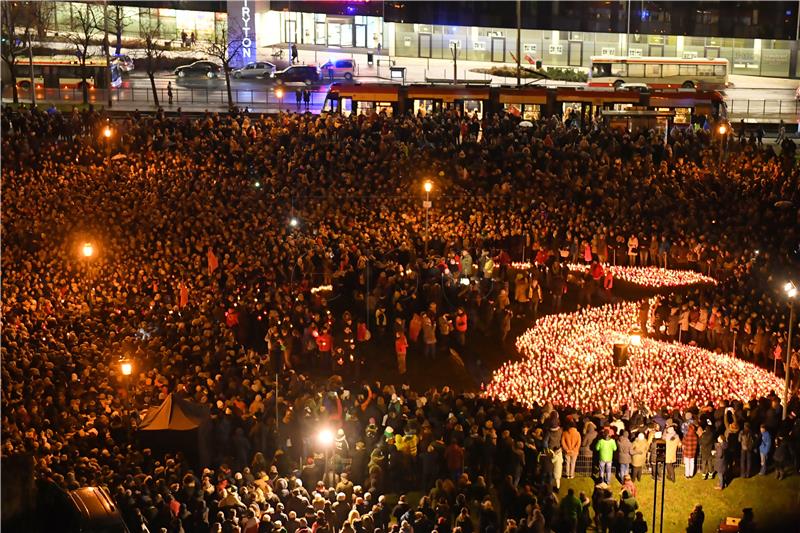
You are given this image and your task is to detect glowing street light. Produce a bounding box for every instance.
[628,326,643,347]
[717,124,727,136]
[103,126,112,138]
[785,281,797,299]
[120,358,133,376]
[422,180,433,257]
[82,242,95,258]
[317,428,335,447]
[289,217,299,228]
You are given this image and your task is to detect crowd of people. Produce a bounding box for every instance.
[2,103,799,533]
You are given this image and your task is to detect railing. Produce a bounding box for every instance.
[2,86,328,112]
[3,86,798,119]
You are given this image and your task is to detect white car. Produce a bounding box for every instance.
[320,59,355,81]
[233,61,276,79]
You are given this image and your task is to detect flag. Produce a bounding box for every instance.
[179,283,189,308]
[207,247,218,275]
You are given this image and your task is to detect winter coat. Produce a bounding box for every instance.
[682,426,699,459]
[758,430,772,455]
[714,441,727,472]
[561,427,581,457]
[630,438,648,468]
[617,436,632,464]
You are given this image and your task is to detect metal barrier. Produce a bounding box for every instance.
[3,86,798,119]
[2,86,328,111]
[572,448,686,477]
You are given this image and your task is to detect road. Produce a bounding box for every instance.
[4,64,798,118]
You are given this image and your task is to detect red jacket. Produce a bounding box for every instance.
[316,333,333,353]
[682,426,699,458]
[455,313,468,332]
[395,334,408,355]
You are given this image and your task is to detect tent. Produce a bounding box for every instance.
[137,393,211,467]
[139,393,208,431]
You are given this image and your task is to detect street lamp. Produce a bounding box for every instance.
[275,87,284,111]
[102,125,112,166]
[82,242,95,258]
[119,357,133,412]
[289,217,299,228]
[317,427,335,486]
[628,326,643,347]
[423,180,433,257]
[120,358,133,376]
[784,281,797,420]
[717,123,727,164]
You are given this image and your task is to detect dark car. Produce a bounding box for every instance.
[272,65,320,85]
[65,487,130,533]
[174,60,220,79]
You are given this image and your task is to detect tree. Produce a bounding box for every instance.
[67,2,99,104]
[29,1,54,40]
[205,28,243,110]
[139,18,164,108]
[1,2,38,104]
[107,5,131,55]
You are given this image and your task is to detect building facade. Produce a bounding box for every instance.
[40,1,800,78]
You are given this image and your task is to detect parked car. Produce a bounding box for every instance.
[320,58,355,80]
[111,54,134,73]
[174,60,220,79]
[272,65,320,84]
[65,487,130,533]
[233,61,276,79]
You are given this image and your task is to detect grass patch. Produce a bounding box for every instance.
[560,473,800,532]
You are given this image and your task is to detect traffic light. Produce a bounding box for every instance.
[535,59,543,70]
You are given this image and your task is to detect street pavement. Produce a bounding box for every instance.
[6,44,798,119]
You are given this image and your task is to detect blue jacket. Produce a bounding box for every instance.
[758,431,772,455]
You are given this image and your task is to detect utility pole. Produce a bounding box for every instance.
[451,42,458,84]
[626,0,632,56]
[784,300,795,420]
[104,0,112,108]
[516,0,521,87]
[27,30,35,107]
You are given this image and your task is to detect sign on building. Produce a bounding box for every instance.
[227,0,257,68]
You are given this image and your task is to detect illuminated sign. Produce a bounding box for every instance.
[227,0,257,68]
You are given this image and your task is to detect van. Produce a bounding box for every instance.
[321,59,355,81]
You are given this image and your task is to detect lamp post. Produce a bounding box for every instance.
[275,87,284,112]
[119,357,133,411]
[317,428,335,487]
[82,241,96,304]
[784,281,797,420]
[717,123,727,165]
[103,125,112,166]
[423,180,433,258]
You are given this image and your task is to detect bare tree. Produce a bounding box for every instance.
[205,28,243,110]
[1,2,37,103]
[29,1,54,40]
[107,5,132,55]
[67,2,100,104]
[139,18,165,107]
